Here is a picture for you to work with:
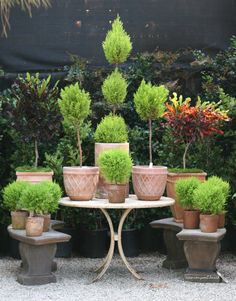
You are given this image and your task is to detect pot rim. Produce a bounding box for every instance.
[16,171,54,176]
[95,142,129,146]
[167,172,207,176]
[63,166,99,174]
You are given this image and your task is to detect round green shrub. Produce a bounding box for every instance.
[102,68,128,111]
[134,80,169,121]
[103,15,132,65]
[98,149,133,184]
[175,177,201,210]
[94,114,128,143]
[193,177,230,214]
[207,176,230,199]
[3,181,30,211]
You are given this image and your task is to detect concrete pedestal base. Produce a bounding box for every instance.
[150,218,187,269]
[177,229,226,283]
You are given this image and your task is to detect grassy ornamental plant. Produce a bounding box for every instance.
[3,181,30,211]
[176,177,201,210]
[94,114,128,143]
[58,83,91,167]
[134,80,169,166]
[98,149,133,184]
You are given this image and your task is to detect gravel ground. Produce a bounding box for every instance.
[0,253,236,301]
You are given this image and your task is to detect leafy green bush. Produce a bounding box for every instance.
[98,149,132,184]
[176,177,201,210]
[16,166,52,172]
[193,177,230,214]
[103,15,132,65]
[94,114,128,143]
[3,181,30,211]
[102,68,127,113]
[169,168,204,173]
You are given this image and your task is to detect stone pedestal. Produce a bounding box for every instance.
[8,226,71,285]
[177,228,226,283]
[150,217,187,269]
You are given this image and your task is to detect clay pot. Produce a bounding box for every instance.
[95,143,129,199]
[183,210,200,229]
[200,214,219,233]
[166,172,207,223]
[16,171,53,184]
[11,211,28,230]
[107,184,127,203]
[132,166,167,201]
[37,214,51,232]
[26,216,44,237]
[218,212,225,228]
[63,166,99,201]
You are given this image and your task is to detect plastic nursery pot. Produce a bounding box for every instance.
[25,216,44,237]
[132,166,167,201]
[16,171,54,184]
[218,212,226,229]
[11,210,28,230]
[95,143,129,199]
[37,214,51,232]
[166,171,207,223]
[199,214,219,233]
[183,210,200,229]
[63,167,99,201]
[107,184,127,203]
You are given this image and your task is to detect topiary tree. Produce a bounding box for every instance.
[58,83,91,167]
[3,181,30,211]
[134,80,169,166]
[176,177,201,210]
[102,68,127,114]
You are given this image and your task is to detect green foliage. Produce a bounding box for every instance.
[103,15,132,65]
[98,149,132,184]
[193,177,230,214]
[168,168,204,173]
[94,114,128,143]
[16,166,52,172]
[45,152,63,186]
[134,80,169,121]
[102,68,128,112]
[58,83,91,130]
[3,181,30,211]
[176,177,201,210]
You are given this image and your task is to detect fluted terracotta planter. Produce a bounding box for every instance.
[218,212,225,228]
[132,166,167,201]
[16,171,53,184]
[63,167,99,201]
[107,184,127,203]
[26,216,44,237]
[167,171,207,223]
[11,211,28,230]
[95,143,129,199]
[200,214,219,233]
[183,210,200,229]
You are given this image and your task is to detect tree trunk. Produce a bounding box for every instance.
[77,129,83,168]
[149,119,153,167]
[183,142,191,169]
[34,139,39,168]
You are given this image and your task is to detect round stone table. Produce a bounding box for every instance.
[59,195,174,282]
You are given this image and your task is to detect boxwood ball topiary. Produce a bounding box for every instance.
[176,177,201,210]
[3,181,30,211]
[98,149,133,184]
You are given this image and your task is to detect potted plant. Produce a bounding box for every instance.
[58,82,99,201]
[132,80,169,200]
[3,181,30,229]
[193,176,230,233]
[98,149,133,203]
[10,73,60,183]
[164,93,229,222]
[175,177,201,229]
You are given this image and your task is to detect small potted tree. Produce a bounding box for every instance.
[58,83,99,201]
[3,181,30,229]
[10,73,60,183]
[193,177,230,233]
[175,177,201,229]
[98,149,132,203]
[132,80,169,200]
[164,93,229,221]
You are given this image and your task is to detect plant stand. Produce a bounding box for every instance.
[150,217,187,269]
[177,228,226,283]
[8,226,71,286]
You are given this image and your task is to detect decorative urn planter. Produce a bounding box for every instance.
[132,166,167,201]
[63,167,99,201]
[16,171,54,184]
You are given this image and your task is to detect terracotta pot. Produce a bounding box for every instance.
[11,210,28,230]
[63,166,99,201]
[167,172,207,223]
[95,143,129,199]
[183,210,200,229]
[218,212,225,228]
[16,171,53,184]
[25,216,44,237]
[132,166,167,201]
[37,214,51,232]
[200,214,219,233]
[107,184,127,203]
